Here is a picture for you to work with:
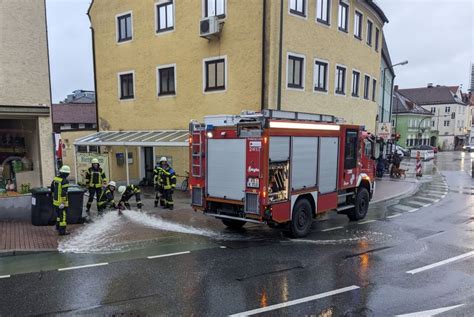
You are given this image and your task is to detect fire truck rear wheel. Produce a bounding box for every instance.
[347,187,369,221]
[289,199,313,238]
[221,219,246,229]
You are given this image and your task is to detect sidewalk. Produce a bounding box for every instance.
[1,179,420,254]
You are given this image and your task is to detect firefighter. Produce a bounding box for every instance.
[51,165,71,236]
[153,162,164,208]
[97,181,117,216]
[85,158,107,217]
[159,157,176,210]
[117,184,143,212]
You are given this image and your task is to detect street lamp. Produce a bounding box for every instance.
[382,60,408,128]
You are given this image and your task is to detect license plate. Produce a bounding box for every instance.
[247,177,259,188]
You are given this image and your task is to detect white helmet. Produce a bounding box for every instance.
[108,181,117,187]
[91,158,99,164]
[118,186,126,194]
[59,165,71,174]
[160,156,167,162]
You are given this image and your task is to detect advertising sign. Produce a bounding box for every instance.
[76,153,109,185]
[377,122,392,140]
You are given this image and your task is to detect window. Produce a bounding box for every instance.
[156,1,174,33]
[375,28,380,51]
[71,124,79,129]
[77,145,88,153]
[289,0,306,17]
[451,112,455,119]
[89,145,99,153]
[204,58,226,92]
[344,130,358,169]
[79,124,85,129]
[117,13,132,42]
[445,106,451,113]
[204,0,225,17]
[287,54,305,89]
[316,0,330,24]
[372,79,377,101]
[335,65,346,95]
[444,120,450,127]
[431,107,436,114]
[314,60,328,92]
[431,120,435,127]
[158,65,176,96]
[85,123,94,129]
[338,1,348,32]
[351,71,360,97]
[366,20,373,46]
[119,72,134,100]
[363,75,370,99]
[354,11,362,39]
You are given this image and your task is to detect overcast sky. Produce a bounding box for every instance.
[45,0,474,103]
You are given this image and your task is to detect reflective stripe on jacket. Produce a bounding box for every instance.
[160,167,176,190]
[51,176,69,207]
[85,167,107,188]
[97,187,115,207]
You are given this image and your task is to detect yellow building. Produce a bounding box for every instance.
[86,0,388,184]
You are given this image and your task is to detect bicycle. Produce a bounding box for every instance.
[176,171,189,192]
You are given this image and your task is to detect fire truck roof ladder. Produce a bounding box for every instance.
[261,109,336,123]
[190,121,205,178]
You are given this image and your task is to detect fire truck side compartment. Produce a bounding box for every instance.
[291,137,318,190]
[318,137,339,193]
[207,139,246,201]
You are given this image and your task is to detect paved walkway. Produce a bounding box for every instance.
[0,178,422,254]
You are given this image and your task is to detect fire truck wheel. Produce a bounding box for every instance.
[347,187,369,221]
[290,199,313,238]
[221,219,246,229]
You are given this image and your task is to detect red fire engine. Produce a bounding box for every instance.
[189,110,376,237]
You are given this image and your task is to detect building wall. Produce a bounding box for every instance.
[422,103,470,138]
[277,0,383,131]
[378,57,393,123]
[90,0,264,131]
[0,0,54,187]
[60,130,98,181]
[394,114,433,147]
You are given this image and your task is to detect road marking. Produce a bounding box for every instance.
[228,285,360,317]
[405,201,430,208]
[58,262,109,271]
[220,246,227,249]
[321,226,344,232]
[423,190,447,195]
[406,251,474,274]
[358,220,377,225]
[419,231,445,240]
[0,275,11,279]
[387,213,402,219]
[395,304,464,317]
[147,251,191,259]
[412,197,437,203]
[393,204,417,213]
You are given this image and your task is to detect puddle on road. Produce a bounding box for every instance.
[290,230,392,245]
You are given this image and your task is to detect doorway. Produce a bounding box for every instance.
[143,147,154,185]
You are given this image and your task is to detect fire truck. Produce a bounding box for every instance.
[189,110,377,237]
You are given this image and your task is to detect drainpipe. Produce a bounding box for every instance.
[277,0,284,110]
[90,26,99,132]
[260,0,267,110]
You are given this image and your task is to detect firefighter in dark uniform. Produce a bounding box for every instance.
[97,181,117,216]
[85,158,107,217]
[117,184,143,212]
[51,165,71,236]
[153,161,164,208]
[159,157,176,210]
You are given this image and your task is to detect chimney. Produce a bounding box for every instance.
[427,83,433,88]
[394,85,399,91]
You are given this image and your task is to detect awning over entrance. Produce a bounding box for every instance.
[74,130,189,147]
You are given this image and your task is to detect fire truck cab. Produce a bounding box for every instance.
[189,110,376,237]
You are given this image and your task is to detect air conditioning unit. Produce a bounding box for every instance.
[200,16,220,39]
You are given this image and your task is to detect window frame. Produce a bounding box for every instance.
[351,70,360,98]
[117,70,135,101]
[289,0,307,18]
[375,27,380,51]
[286,53,306,90]
[316,0,331,25]
[371,78,377,101]
[335,64,347,96]
[313,58,329,93]
[116,11,133,43]
[155,1,175,34]
[338,1,349,33]
[354,10,363,40]
[363,74,370,100]
[366,18,373,47]
[157,64,177,97]
[203,0,227,18]
[203,56,227,94]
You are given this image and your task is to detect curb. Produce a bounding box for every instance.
[371,179,421,205]
[0,249,57,257]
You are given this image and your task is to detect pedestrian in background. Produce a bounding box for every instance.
[85,158,107,218]
[51,165,71,236]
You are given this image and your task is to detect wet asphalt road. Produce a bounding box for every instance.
[1,151,473,316]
